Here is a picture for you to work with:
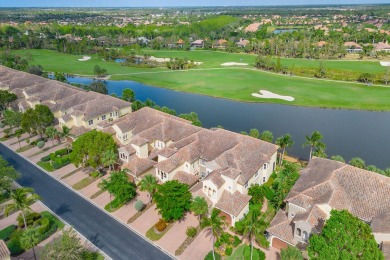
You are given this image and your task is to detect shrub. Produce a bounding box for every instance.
[233,235,241,247]
[6,237,24,256]
[41,155,51,162]
[243,245,265,260]
[37,217,50,234]
[155,219,168,232]
[25,138,30,144]
[134,200,145,212]
[204,251,221,260]
[234,219,245,234]
[37,140,45,149]
[90,171,100,178]
[50,152,56,161]
[17,212,41,228]
[264,186,275,200]
[225,247,233,256]
[38,223,58,242]
[0,225,16,241]
[54,148,69,156]
[214,240,221,248]
[186,227,197,238]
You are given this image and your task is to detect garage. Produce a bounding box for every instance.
[272,237,289,250]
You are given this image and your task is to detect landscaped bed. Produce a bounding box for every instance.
[72,171,101,190]
[145,219,173,241]
[38,148,72,172]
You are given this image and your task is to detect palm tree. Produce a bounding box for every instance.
[243,210,267,260]
[302,131,326,160]
[15,129,23,149]
[102,149,118,171]
[4,188,40,229]
[139,174,158,204]
[60,125,71,153]
[20,227,40,260]
[45,126,58,146]
[201,208,227,260]
[190,196,208,222]
[276,134,295,166]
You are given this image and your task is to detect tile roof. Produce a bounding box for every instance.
[204,169,226,188]
[381,241,390,260]
[215,190,251,216]
[123,156,156,177]
[266,209,295,245]
[172,171,199,187]
[287,158,390,223]
[371,211,390,234]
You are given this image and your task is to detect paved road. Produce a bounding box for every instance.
[0,144,171,260]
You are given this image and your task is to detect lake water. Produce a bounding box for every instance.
[66,77,390,169]
[273,28,299,34]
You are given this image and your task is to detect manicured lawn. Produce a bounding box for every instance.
[145,224,173,241]
[12,49,390,111]
[15,144,35,153]
[226,244,246,260]
[104,200,124,212]
[72,176,98,190]
[90,189,105,199]
[37,161,55,172]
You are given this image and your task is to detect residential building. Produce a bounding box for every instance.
[375,42,390,53]
[99,107,278,226]
[0,66,132,138]
[344,41,363,52]
[236,38,250,48]
[191,40,204,48]
[0,240,10,260]
[267,158,390,253]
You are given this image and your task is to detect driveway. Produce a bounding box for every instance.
[0,144,171,260]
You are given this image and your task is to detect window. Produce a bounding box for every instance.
[263,163,267,170]
[163,173,167,179]
[88,120,93,125]
[263,177,266,183]
[102,115,106,120]
[110,112,113,117]
[123,134,128,140]
[115,111,118,116]
[254,172,258,178]
[297,228,302,237]
[244,182,248,188]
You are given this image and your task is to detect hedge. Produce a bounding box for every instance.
[41,154,51,162]
[37,217,50,235]
[37,141,45,149]
[0,225,16,241]
[54,148,70,156]
[17,212,41,228]
[6,238,24,256]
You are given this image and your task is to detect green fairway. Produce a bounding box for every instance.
[12,49,390,111]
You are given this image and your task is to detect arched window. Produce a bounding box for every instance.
[296,228,302,237]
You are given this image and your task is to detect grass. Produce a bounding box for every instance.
[72,176,98,190]
[60,168,80,180]
[37,161,55,172]
[16,144,34,153]
[145,223,173,241]
[104,200,124,212]
[41,210,65,229]
[0,225,16,241]
[13,49,390,111]
[90,189,105,199]
[226,244,246,260]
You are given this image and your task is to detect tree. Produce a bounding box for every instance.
[190,196,208,222]
[3,110,22,129]
[22,105,54,138]
[330,155,345,163]
[59,125,71,153]
[201,208,227,260]
[139,174,158,204]
[0,155,20,192]
[249,129,260,139]
[15,129,24,149]
[349,157,365,169]
[93,65,107,77]
[248,184,265,206]
[302,131,325,160]
[154,180,192,221]
[88,81,108,94]
[99,171,136,209]
[54,72,67,82]
[271,163,300,209]
[0,90,17,115]
[70,131,117,168]
[260,130,273,143]
[45,126,58,146]
[4,188,40,229]
[243,209,266,260]
[20,227,40,260]
[281,246,303,260]
[122,88,135,102]
[101,149,118,171]
[179,112,202,127]
[358,73,375,85]
[276,134,295,166]
[308,210,384,260]
[21,108,38,135]
[27,65,43,76]
[40,228,85,260]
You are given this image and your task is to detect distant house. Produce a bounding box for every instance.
[344,41,363,53]
[236,38,250,48]
[244,22,261,33]
[212,39,228,49]
[267,158,390,253]
[315,41,327,48]
[191,39,204,49]
[375,42,390,53]
[177,39,185,48]
[137,37,150,45]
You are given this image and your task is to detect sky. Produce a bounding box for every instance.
[0,0,389,7]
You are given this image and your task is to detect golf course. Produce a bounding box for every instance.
[13,49,390,111]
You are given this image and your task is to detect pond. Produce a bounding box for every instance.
[273,28,299,34]
[66,77,390,169]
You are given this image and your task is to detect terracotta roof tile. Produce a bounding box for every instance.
[215,190,251,216]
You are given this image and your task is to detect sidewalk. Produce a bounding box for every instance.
[179,229,213,260]
[29,143,65,163]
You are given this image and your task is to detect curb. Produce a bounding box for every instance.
[1,143,175,260]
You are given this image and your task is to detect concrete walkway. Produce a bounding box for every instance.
[62,170,89,186]
[179,228,213,260]
[51,164,78,179]
[156,212,199,255]
[29,143,65,163]
[112,190,149,223]
[131,205,161,235]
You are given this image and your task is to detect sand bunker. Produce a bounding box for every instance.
[251,90,294,101]
[78,56,91,61]
[221,62,248,66]
[193,61,203,65]
[149,56,171,63]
